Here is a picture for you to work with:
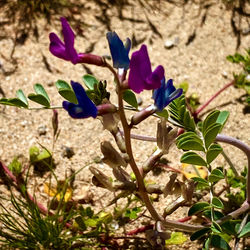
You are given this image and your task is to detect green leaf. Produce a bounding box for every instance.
[206,144,223,164]
[123,89,138,109]
[204,123,222,149]
[85,218,98,227]
[29,146,51,163]
[156,109,169,119]
[208,168,224,183]
[188,202,210,216]
[190,228,210,241]
[28,94,50,107]
[202,110,220,134]
[181,152,207,166]
[177,139,205,151]
[216,111,229,130]
[178,82,189,93]
[212,197,224,209]
[204,237,211,250]
[211,221,222,233]
[203,210,224,221]
[86,207,94,218]
[28,84,50,107]
[56,80,78,104]
[0,98,28,108]
[125,207,141,219]
[75,216,87,231]
[177,132,204,151]
[165,232,187,245]
[210,235,231,250]
[34,83,50,103]
[8,157,22,175]
[36,149,51,162]
[192,177,209,187]
[16,89,28,107]
[168,95,196,131]
[221,220,241,236]
[239,222,250,238]
[82,74,99,90]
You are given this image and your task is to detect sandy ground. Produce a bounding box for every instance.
[0,0,250,249]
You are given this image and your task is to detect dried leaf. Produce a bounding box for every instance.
[163,173,177,197]
[181,163,207,179]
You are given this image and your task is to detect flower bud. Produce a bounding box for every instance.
[101,141,127,168]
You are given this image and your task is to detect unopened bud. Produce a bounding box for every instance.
[101,141,127,168]
[97,104,117,116]
[89,166,115,191]
[78,53,104,66]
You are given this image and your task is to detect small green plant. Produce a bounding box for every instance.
[227,49,250,105]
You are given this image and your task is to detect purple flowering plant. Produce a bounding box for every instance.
[0,17,250,249]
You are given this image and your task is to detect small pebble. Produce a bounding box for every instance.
[222,71,228,78]
[61,146,75,158]
[21,120,28,127]
[164,40,175,49]
[164,37,179,49]
[37,125,47,136]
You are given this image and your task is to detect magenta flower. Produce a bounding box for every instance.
[49,17,82,64]
[128,45,165,94]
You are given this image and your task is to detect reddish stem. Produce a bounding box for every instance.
[126,224,153,235]
[193,80,234,118]
[158,163,182,174]
[178,216,192,223]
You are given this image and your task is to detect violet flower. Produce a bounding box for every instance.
[128,45,165,94]
[63,81,98,119]
[49,17,81,64]
[106,31,131,70]
[153,78,183,111]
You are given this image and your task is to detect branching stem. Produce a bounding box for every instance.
[106,63,163,222]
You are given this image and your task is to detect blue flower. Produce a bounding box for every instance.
[153,78,183,111]
[63,81,98,119]
[106,31,131,70]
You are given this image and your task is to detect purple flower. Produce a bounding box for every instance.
[49,17,81,64]
[63,81,98,119]
[106,31,131,70]
[128,45,164,94]
[153,78,183,111]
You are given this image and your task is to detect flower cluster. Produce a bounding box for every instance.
[49,18,182,119]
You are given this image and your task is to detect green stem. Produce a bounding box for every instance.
[28,106,63,110]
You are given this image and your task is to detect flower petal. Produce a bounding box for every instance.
[61,17,80,64]
[49,33,69,60]
[106,31,130,70]
[128,45,152,93]
[62,81,97,119]
[145,65,164,90]
[153,78,183,111]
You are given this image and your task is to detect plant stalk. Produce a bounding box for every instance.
[193,80,234,118]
